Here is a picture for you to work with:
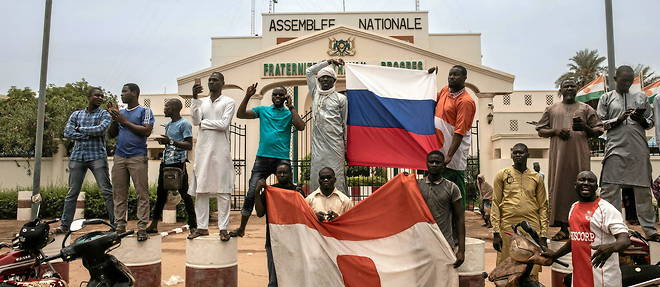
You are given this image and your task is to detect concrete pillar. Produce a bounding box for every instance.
[186,236,238,287]
[549,240,572,287]
[17,190,32,220]
[111,235,162,287]
[74,192,85,220]
[457,237,485,287]
[40,234,70,281]
[163,200,178,224]
[476,93,495,181]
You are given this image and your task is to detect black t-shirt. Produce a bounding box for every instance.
[264,183,304,247]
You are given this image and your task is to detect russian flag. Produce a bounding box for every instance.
[345,64,439,170]
[268,174,459,286]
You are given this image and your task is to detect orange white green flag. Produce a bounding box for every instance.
[630,76,643,94]
[576,75,606,102]
[645,80,660,103]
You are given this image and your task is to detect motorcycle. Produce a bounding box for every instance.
[43,218,136,287]
[487,221,568,287]
[0,218,64,286]
[0,218,135,287]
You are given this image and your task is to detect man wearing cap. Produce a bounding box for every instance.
[305,59,348,193]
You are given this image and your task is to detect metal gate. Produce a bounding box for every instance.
[230,124,247,210]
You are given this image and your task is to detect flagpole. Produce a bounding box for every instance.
[605,0,616,90]
[32,0,53,219]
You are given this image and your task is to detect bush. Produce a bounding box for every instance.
[346,176,387,187]
[0,191,17,219]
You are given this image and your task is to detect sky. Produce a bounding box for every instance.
[1,0,659,96]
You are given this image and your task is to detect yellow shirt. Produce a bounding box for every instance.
[491,167,549,237]
[305,188,354,215]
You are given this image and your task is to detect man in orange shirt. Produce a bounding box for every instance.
[432,65,476,206]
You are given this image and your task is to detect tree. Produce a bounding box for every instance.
[0,80,117,157]
[555,49,607,88]
[634,64,660,88]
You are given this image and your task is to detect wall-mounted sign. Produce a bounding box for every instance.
[262,60,424,78]
[328,37,356,56]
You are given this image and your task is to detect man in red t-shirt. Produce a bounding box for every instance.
[543,171,630,287]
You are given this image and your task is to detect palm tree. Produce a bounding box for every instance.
[634,64,660,88]
[555,49,607,88]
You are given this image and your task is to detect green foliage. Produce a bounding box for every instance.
[0,191,18,219]
[299,153,312,184]
[0,80,118,157]
[346,176,387,187]
[555,49,607,88]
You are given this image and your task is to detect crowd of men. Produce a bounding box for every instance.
[55,60,657,286]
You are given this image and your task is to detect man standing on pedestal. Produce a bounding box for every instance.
[306,59,348,193]
[596,65,660,241]
[536,78,603,241]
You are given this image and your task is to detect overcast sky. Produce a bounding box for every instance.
[1,0,658,95]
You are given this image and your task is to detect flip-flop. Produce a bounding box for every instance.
[228,229,244,238]
[220,231,231,242]
[551,230,569,241]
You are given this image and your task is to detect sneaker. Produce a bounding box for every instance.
[115,226,126,234]
[137,229,149,242]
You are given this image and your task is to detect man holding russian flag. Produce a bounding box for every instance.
[434,66,477,206]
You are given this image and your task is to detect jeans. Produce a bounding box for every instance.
[241,156,291,216]
[266,245,278,287]
[151,162,197,228]
[112,155,150,230]
[61,158,114,228]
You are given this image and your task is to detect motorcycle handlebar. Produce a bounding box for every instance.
[41,253,62,263]
[554,259,569,267]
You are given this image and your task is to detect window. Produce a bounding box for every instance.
[503,95,511,105]
[185,98,192,108]
[546,94,554,105]
[524,94,532,106]
[509,120,519,131]
[143,99,151,108]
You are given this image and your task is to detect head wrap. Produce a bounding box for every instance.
[317,66,337,80]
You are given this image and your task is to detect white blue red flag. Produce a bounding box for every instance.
[267,174,459,286]
[345,64,439,170]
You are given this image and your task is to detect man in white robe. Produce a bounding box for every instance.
[188,71,236,241]
[306,59,348,193]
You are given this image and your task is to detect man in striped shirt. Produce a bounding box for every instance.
[55,87,114,233]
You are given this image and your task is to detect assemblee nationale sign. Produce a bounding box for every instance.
[263,61,425,78]
[268,17,423,32]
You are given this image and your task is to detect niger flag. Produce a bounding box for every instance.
[266,174,459,286]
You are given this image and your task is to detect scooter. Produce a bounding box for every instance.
[488,221,568,287]
[42,218,136,287]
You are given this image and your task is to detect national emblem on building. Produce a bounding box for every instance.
[327,37,355,56]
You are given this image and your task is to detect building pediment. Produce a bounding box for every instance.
[177,25,514,95]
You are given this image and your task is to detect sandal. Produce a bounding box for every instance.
[228,228,245,238]
[647,233,660,242]
[137,230,149,242]
[145,226,159,234]
[187,229,209,240]
[551,230,569,241]
[220,230,231,242]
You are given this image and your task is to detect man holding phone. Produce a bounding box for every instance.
[230,84,306,238]
[597,65,660,241]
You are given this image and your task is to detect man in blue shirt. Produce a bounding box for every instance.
[146,99,197,234]
[55,87,115,233]
[108,83,154,241]
[230,84,305,238]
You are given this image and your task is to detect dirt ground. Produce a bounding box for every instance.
[0,212,584,287]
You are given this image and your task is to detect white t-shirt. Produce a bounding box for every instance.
[568,198,628,287]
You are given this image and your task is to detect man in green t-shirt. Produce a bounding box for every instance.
[230,83,306,238]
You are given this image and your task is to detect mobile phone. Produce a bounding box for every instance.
[635,108,646,115]
[194,78,201,86]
